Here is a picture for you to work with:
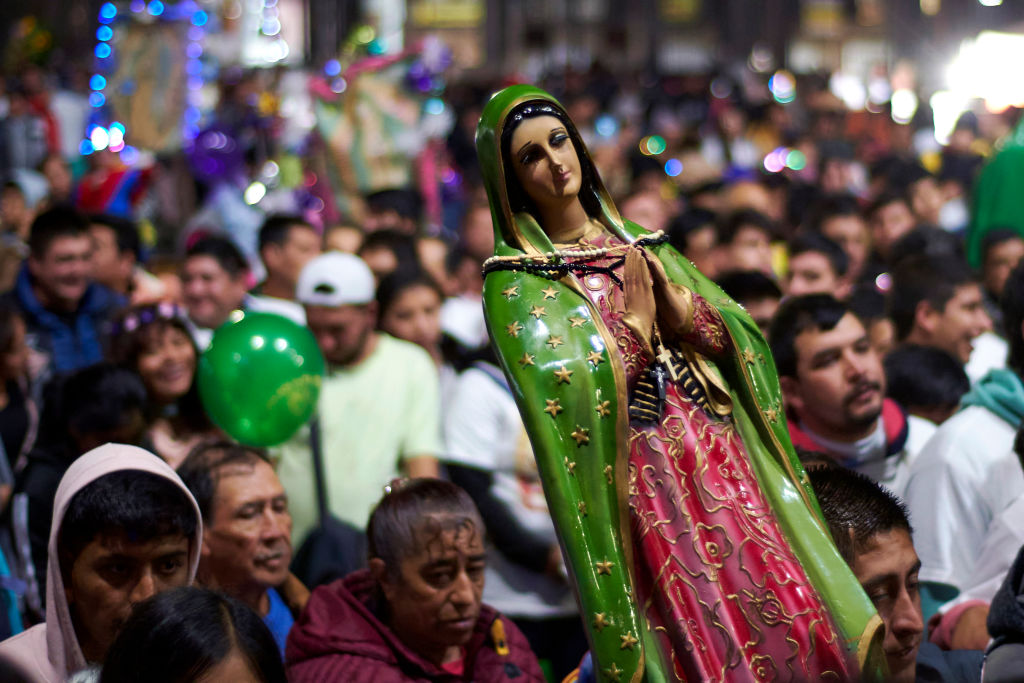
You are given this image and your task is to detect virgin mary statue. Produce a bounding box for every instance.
[476,85,884,682]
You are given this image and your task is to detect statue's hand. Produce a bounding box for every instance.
[622,246,656,356]
[646,253,694,338]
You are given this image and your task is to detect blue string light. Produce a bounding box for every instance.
[98,3,117,22]
[96,25,113,41]
[89,74,107,91]
[147,1,164,17]
[94,43,112,59]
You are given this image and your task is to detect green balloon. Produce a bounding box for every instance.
[198,311,325,447]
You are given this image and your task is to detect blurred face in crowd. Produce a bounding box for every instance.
[914,283,991,365]
[908,177,944,226]
[416,238,453,296]
[983,237,1024,298]
[787,251,848,299]
[200,459,291,610]
[263,224,321,290]
[1,315,28,382]
[781,312,885,441]
[869,199,915,261]
[850,529,923,683]
[29,233,95,312]
[727,225,773,275]
[683,225,717,279]
[136,324,196,405]
[380,284,443,355]
[0,187,29,235]
[42,155,72,200]
[305,302,377,367]
[90,223,134,294]
[821,214,870,280]
[460,205,495,262]
[373,515,485,666]
[181,255,247,330]
[324,226,363,254]
[745,296,780,339]
[360,246,399,282]
[65,531,190,663]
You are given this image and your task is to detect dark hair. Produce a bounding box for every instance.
[887,227,964,268]
[185,235,248,278]
[257,214,313,254]
[108,305,212,434]
[57,363,148,441]
[884,344,969,411]
[794,446,839,471]
[807,193,862,234]
[788,231,849,277]
[864,190,911,222]
[100,587,285,683]
[358,229,419,273]
[1001,261,1024,376]
[59,469,197,578]
[375,268,444,321]
[365,188,422,222]
[367,478,483,579]
[769,294,850,378]
[499,101,603,221]
[667,208,716,254]
[717,209,776,245]
[808,466,912,566]
[981,229,1024,266]
[847,283,888,325]
[89,213,141,260]
[27,205,90,258]
[888,254,976,340]
[715,270,782,304]
[0,300,23,357]
[177,441,271,523]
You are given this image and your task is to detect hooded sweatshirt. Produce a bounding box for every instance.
[0,443,202,682]
[286,569,545,683]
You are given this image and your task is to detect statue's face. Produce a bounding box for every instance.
[508,115,582,211]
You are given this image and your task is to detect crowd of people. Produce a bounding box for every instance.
[0,56,1020,682]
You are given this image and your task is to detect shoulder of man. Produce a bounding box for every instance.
[470,608,546,682]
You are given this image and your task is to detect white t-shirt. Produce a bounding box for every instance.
[444,365,577,619]
[966,332,1008,386]
[903,405,1024,591]
[274,334,442,546]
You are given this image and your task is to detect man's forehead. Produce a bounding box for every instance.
[795,312,865,354]
[95,531,189,554]
[854,528,918,575]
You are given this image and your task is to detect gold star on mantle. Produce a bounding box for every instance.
[501,285,519,299]
[529,305,547,319]
[571,426,590,447]
[506,321,523,337]
[564,457,577,475]
[619,633,639,650]
[578,500,588,516]
[553,365,573,384]
[518,353,535,368]
[743,347,757,365]
[544,399,563,418]
[763,406,778,423]
[594,613,611,631]
[604,663,622,681]
[546,335,565,349]
[586,350,604,365]
[604,464,613,484]
[596,559,614,575]
[568,316,587,328]
[540,286,558,300]
[595,400,611,417]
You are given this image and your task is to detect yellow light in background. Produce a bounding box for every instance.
[920,0,940,15]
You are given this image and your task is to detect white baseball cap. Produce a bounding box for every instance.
[296,252,375,307]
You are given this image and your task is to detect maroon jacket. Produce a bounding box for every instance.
[286,570,546,682]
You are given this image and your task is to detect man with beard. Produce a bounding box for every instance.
[177,441,303,658]
[770,294,919,498]
[274,252,440,550]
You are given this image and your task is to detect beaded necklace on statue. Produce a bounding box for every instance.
[482,228,668,282]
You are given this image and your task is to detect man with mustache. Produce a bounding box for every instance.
[177,441,305,659]
[770,294,918,498]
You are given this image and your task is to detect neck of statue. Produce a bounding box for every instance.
[538,197,591,244]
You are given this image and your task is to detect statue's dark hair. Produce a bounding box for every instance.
[499,101,603,222]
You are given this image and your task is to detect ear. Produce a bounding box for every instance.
[261,244,281,270]
[915,300,939,336]
[26,255,41,279]
[779,375,804,416]
[369,557,395,600]
[834,276,852,302]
